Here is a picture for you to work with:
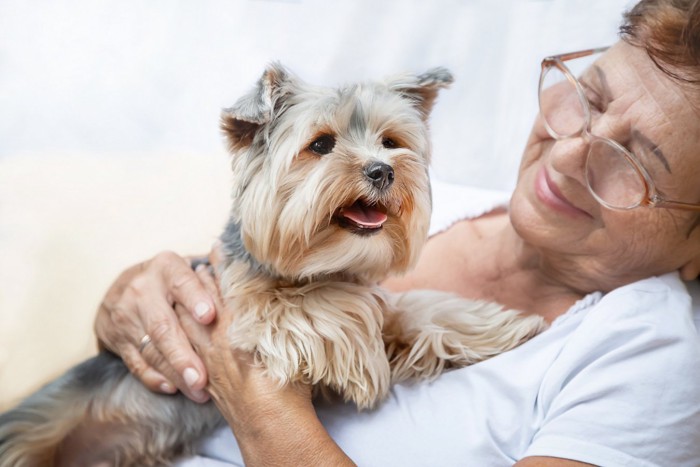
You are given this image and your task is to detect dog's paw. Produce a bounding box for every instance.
[385,291,548,382]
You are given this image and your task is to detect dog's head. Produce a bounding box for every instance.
[220,63,452,282]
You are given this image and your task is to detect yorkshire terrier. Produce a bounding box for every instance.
[0,63,546,466]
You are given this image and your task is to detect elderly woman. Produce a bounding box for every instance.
[95,0,700,465]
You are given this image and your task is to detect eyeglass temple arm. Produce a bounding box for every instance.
[650,197,700,211]
[543,46,611,64]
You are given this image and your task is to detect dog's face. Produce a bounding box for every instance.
[221,63,452,281]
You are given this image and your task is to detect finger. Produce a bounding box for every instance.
[208,242,226,276]
[120,344,176,395]
[138,335,211,403]
[195,262,222,298]
[156,251,217,324]
[137,293,210,395]
[192,263,231,333]
[96,283,195,395]
[191,265,234,346]
[173,300,216,352]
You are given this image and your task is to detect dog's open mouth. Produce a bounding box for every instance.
[335,199,388,235]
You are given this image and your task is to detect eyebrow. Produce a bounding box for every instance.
[631,128,671,173]
[589,65,672,174]
[593,65,611,109]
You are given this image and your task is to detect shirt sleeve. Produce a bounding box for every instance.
[524,274,700,467]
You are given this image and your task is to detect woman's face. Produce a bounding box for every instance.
[511,41,700,292]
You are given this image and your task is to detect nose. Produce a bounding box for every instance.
[364,161,395,190]
[547,137,589,185]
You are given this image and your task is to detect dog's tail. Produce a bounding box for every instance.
[0,352,131,466]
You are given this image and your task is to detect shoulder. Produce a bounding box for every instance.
[550,272,698,389]
[567,273,697,355]
[528,272,700,466]
[428,177,510,236]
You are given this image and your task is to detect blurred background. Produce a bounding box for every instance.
[0,0,631,408]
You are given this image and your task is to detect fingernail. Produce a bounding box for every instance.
[183,367,200,388]
[194,302,210,318]
[192,389,209,402]
[160,382,175,393]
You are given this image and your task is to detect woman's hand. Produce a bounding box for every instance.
[94,251,217,403]
[175,247,354,466]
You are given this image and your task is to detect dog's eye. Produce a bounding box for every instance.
[309,135,336,155]
[382,137,398,149]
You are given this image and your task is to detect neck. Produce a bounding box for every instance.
[219,218,363,287]
[220,219,271,276]
[477,215,586,323]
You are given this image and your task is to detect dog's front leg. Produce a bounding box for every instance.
[382,290,547,383]
[230,290,391,410]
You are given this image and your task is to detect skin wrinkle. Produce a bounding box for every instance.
[585,64,673,174]
[591,65,612,111]
[584,56,700,243]
[628,52,700,235]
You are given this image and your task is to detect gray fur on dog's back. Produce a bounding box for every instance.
[0,352,223,466]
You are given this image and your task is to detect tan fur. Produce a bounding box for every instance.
[0,63,546,465]
[215,63,547,409]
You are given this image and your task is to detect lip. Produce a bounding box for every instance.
[534,166,592,218]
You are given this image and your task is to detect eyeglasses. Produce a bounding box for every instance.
[538,47,700,211]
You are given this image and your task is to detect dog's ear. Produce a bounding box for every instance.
[388,67,454,119]
[221,62,293,151]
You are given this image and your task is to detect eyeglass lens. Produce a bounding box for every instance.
[539,64,646,209]
[539,65,587,138]
[586,139,646,208]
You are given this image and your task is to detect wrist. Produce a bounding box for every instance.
[215,385,354,466]
[220,382,314,440]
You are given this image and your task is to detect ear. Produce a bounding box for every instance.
[387,67,454,119]
[220,62,293,151]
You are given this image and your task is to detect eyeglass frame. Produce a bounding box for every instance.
[538,46,700,212]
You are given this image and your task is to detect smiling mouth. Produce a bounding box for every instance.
[334,199,388,235]
[535,166,592,218]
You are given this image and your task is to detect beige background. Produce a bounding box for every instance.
[0,152,231,410]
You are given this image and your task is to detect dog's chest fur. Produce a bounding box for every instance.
[218,240,393,407]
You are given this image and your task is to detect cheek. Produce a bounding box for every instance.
[517,121,550,178]
[597,210,691,271]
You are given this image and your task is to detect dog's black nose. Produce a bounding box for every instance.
[364,162,395,190]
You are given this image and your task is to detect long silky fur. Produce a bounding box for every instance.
[0,63,546,465]
[0,352,222,466]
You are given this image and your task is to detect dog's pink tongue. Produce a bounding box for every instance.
[341,201,387,228]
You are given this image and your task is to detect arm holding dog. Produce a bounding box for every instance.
[174,256,355,467]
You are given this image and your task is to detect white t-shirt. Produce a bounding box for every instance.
[177,182,700,467]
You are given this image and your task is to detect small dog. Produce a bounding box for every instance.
[0,64,546,466]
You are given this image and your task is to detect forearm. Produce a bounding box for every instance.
[178,261,354,465]
[213,388,355,466]
[210,367,354,466]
